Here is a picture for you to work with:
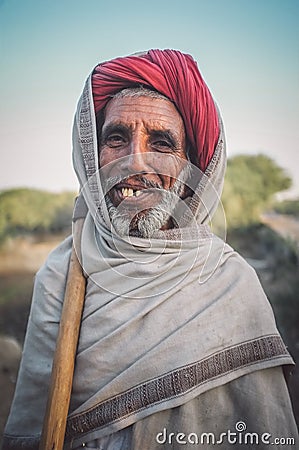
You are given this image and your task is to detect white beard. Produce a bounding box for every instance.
[105,167,191,238]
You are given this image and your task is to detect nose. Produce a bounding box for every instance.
[120,134,149,175]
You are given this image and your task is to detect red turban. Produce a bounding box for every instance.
[92,49,219,172]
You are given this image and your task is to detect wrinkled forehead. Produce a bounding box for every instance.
[102,95,186,136]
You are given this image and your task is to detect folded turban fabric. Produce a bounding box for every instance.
[92,49,220,172]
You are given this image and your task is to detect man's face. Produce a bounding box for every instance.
[98,95,189,237]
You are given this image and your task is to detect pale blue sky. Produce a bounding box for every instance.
[1,0,298,195]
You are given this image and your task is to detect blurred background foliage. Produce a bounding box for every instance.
[0,153,298,424]
[0,154,296,241]
[0,189,75,243]
[221,154,293,228]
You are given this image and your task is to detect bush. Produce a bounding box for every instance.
[272,199,299,217]
[221,154,292,228]
[0,188,75,242]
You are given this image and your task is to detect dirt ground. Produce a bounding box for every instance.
[261,212,299,246]
[0,336,22,439]
[0,235,63,441]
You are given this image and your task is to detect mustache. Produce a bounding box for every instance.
[103,174,163,192]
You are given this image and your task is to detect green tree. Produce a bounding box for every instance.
[222,154,292,228]
[273,199,299,217]
[0,188,75,241]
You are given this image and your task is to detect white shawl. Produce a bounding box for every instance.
[3,70,294,450]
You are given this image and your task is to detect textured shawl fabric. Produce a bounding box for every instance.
[2,50,296,450]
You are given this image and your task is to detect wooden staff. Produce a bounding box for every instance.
[39,217,86,450]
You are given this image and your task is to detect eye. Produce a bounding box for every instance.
[105,134,127,148]
[151,140,173,152]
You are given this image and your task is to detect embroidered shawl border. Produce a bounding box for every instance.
[66,334,288,440]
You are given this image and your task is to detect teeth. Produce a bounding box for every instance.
[121,188,133,197]
[121,188,142,197]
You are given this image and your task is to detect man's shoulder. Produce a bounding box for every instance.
[222,242,262,283]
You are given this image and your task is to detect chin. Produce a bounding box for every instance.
[108,206,169,239]
[105,178,184,238]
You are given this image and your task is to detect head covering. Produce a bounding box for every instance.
[73,50,226,230]
[92,49,219,172]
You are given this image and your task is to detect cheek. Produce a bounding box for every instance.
[158,159,186,189]
[98,147,121,183]
[161,176,174,190]
[98,147,111,167]
[99,147,123,177]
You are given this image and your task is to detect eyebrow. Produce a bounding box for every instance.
[101,122,180,148]
[100,123,130,143]
[149,129,178,148]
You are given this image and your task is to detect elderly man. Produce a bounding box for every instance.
[2,50,298,449]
